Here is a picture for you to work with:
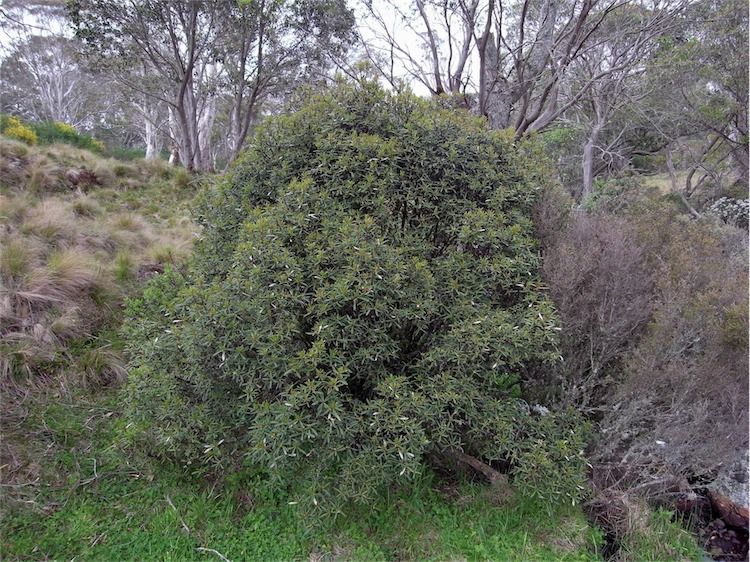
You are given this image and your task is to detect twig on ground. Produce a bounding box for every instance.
[165,494,191,534]
[0,478,40,487]
[196,547,232,562]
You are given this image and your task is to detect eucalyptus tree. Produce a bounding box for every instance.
[0,1,115,130]
[218,0,357,162]
[0,34,100,127]
[570,0,748,204]
[647,0,748,193]
[67,0,356,171]
[564,1,684,199]
[360,0,674,138]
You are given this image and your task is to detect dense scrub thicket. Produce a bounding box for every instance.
[125,82,587,515]
[596,210,748,488]
[540,181,749,513]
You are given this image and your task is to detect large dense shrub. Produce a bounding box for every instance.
[125,83,587,513]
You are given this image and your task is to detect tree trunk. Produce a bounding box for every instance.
[730,142,749,185]
[667,147,701,218]
[415,0,445,94]
[168,146,180,166]
[666,146,678,192]
[581,124,602,200]
[144,114,160,160]
[528,0,556,76]
[168,106,194,169]
[197,96,216,172]
[228,104,258,164]
[229,102,242,161]
[732,102,749,184]
[170,101,201,171]
[481,34,512,129]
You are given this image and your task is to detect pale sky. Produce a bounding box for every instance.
[0,0,475,96]
[354,0,481,96]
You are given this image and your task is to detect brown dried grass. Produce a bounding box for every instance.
[0,151,197,390]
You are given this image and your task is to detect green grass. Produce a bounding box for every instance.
[321,485,603,561]
[640,171,688,194]
[1,392,604,562]
[617,508,703,562]
[0,391,703,562]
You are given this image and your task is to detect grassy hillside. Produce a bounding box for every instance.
[0,139,197,389]
[0,138,702,562]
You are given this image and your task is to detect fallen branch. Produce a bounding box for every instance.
[165,494,191,535]
[196,547,232,562]
[0,478,40,487]
[449,450,509,488]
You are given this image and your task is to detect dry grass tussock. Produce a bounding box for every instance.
[0,138,175,195]
[0,139,198,391]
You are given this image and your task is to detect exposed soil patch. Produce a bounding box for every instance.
[700,517,749,561]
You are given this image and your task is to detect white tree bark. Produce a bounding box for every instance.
[196,62,219,171]
[197,97,217,171]
[582,122,603,200]
[144,115,160,160]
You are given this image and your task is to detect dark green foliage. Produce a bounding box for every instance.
[106,145,148,161]
[125,82,586,515]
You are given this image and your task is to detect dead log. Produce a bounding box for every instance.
[708,491,749,529]
[448,450,509,488]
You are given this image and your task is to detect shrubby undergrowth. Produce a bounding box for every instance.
[706,196,749,229]
[1,114,105,153]
[540,176,748,504]
[124,82,587,515]
[0,115,37,145]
